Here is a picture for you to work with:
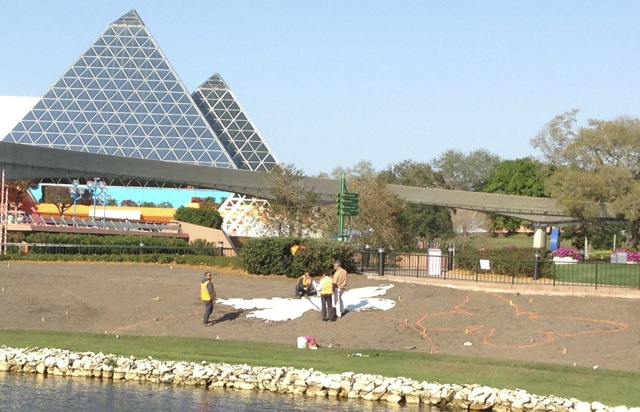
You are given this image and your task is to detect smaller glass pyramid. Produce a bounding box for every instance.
[192,73,278,172]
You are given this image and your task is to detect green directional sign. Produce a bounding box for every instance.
[337,192,360,216]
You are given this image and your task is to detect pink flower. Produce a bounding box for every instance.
[551,246,582,260]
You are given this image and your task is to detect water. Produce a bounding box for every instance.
[0,373,429,411]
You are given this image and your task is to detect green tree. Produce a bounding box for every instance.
[483,158,550,233]
[328,161,406,248]
[262,163,320,237]
[432,149,501,191]
[379,160,453,245]
[562,221,626,251]
[43,186,74,217]
[191,197,220,209]
[529,109,579,167]
[139,201,157,208]
[531,111,640,248]
[349,169,406,249]
[174,206,223,229]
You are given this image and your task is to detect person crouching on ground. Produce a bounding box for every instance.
[319,270,335,321]
[201,271,216,326]
[295,271,316,298]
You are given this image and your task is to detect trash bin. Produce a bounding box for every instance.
[611,252,627,264]
[428,248,443,277]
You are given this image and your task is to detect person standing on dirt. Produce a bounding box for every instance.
[332,260,347,318]
[201,271,216,326]
[319,270,335,321]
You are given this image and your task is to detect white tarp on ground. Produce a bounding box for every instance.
[218,284,396,322]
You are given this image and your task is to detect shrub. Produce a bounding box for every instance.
[455,246,551,278]
[2,252,242,268]
[174,206,222,229]
[239,237,357,277]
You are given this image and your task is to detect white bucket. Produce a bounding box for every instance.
[296,336,307,349]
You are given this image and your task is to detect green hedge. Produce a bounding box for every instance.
[455,247,551,278]
[174,206,222,229]
[1,252,241,268]
[239,237,357,277]
[7,232,189,247]
[2,233,360,277]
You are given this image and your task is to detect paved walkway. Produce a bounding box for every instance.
[370,274,640,299]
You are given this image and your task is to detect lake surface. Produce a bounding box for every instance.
[0,373,430,411]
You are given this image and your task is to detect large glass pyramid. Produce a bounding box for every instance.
[4,10,235,169]
[192,74,278,172]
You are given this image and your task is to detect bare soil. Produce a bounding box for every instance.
[1,262,639,372]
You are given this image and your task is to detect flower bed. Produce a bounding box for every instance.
[551,246,582,261]
[553,256,578,265]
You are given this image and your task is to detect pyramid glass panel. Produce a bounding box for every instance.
[4,10,234,169]
[192,73,278,172]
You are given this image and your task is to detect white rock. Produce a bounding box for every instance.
[386,394,403,403]
[575,401,592,412]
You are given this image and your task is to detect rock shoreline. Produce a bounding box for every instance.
[0,346,635,411]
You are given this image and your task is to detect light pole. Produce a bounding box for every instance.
[68,179,85,219]
[86,179,109,222]
[97,191,112,221]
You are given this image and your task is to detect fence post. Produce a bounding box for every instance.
[377,247,385,276]
[595,263,598,290]
[217,241,224,257]
[363,244,371,270]
[533,250,540,281]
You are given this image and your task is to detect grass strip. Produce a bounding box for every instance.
[1,329,638,406]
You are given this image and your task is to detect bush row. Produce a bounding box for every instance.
[455,247,552,278]
[0,252,241,268]
[2,234,359,277]
[239,237,357,277]
[7,232,189,247]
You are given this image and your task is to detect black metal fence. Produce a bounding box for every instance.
[5,243,638,290]
[355,249,640,290]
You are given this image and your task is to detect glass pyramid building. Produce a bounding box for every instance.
[192,74,277,172]
[4,10,277,172]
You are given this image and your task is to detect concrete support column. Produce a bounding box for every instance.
[533,227,547,249]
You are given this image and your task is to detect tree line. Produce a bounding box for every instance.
[262,110,639,251]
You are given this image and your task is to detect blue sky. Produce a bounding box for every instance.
[2,1,639,177]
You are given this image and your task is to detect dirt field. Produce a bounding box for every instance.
[0,261,639,372]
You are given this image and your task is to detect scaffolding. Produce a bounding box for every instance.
[1,169,7,255]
